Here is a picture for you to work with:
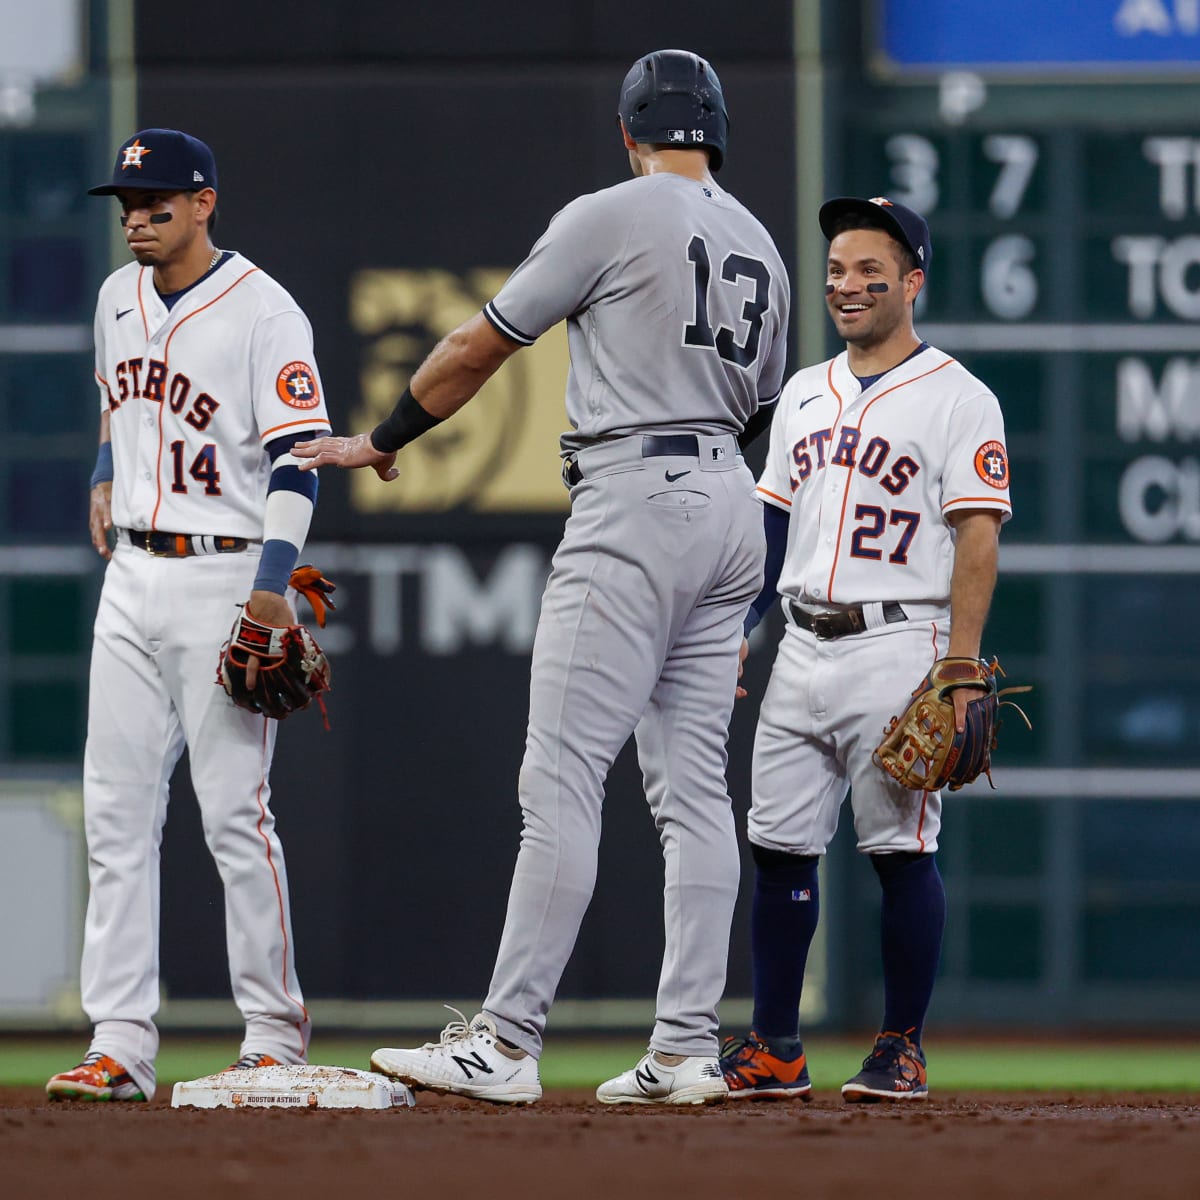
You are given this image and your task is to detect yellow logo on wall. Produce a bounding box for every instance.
[348,268,570,513]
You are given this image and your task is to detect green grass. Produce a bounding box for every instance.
[4,1036,1199,1092]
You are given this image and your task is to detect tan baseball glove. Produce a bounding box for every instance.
[873,657,1031,792]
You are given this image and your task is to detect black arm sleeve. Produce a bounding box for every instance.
[370,386,444,454]
[743,502,789,636]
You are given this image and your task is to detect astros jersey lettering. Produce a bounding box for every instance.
[94,252,331,537]
[757,346,1011,613]
[484,173,789,448]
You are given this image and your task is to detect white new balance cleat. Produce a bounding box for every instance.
[596,1050,729,1105]
[370,1008,541,1105]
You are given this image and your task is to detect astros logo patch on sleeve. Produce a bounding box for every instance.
[276,362,320,409]
[974,440,1010,489]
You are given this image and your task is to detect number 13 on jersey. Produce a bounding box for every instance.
[684,234,772,369]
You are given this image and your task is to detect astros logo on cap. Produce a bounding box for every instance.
[122,138,152,169]
[974,440,1010,489]
[869,197,894,207]
[276,362,320,409]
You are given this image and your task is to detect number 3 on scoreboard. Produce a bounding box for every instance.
[850,504,920,563]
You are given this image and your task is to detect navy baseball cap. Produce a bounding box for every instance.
[819,196,932,275]
[88,128,218,196]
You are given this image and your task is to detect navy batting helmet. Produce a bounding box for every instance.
[618,49,728,171]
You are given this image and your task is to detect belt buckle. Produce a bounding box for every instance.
[810,613,836,640]
[144,533,169,558]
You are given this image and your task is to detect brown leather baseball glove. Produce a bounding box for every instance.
[873,657,1031,792]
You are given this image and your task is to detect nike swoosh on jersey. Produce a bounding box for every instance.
[116,307,134,321]
[665,469,691,482]
[797,394,821,411]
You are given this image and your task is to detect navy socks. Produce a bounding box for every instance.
[749,845,820,1046]
[871,852,946,1046]
[747,847,945,1051]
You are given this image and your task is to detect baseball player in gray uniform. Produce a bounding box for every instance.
[296,49,789,1105]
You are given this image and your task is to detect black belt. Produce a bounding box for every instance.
[789,599,907,640]
[123,529,251,557]
[563,434,700,487]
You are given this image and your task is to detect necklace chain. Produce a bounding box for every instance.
[208,247,221,270]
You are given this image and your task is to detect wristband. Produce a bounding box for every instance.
[90,441,114,488]
[370,386,443,454]
[253,538,301,596]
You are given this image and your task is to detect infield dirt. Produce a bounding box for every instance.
[4,1087,1197,1199]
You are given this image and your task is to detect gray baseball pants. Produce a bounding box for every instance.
[484,434,764,1057]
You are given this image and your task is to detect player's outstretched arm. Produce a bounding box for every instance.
[89,411,114,560]
[295,313,520,477]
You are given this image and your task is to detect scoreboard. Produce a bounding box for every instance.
[844,113,1200,550]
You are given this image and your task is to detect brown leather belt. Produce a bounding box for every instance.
[122,529,251,557]
[789,599,907,640]
[563,434,701,487]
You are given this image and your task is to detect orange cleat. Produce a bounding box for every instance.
[223,1052,284,1070]
[719,1031,812,1100]
[841,1031,928,1102]
[46,1052,147,1102]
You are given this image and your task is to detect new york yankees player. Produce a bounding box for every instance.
[295,50,789,1105]
[719,197,1011,1103]
[46,130,329,1103]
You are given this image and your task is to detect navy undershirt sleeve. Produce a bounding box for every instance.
[744,502,789,636]
[265,430,319,502]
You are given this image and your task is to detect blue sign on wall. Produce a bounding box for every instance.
[880,0,1200,72]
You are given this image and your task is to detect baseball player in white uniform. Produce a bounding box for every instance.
[719,197,1011,1103]
[46,129,330,1103]
[294,50,789,1105]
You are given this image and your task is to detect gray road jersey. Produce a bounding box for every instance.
[483,173,790,452]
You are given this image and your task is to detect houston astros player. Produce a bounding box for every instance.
[46,129,330,1103]
[719,197,1011,1103]
[295,50,789,1105]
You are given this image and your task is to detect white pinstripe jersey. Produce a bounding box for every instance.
[757,346,1012,609]
[94,252,331,540]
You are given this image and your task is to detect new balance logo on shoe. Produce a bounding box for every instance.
[450,1051,495,1079]
[634,1063,660,1092]
[597,1053,728,1106]
[720,1032,813,1100]
[369,1008,542,1104]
